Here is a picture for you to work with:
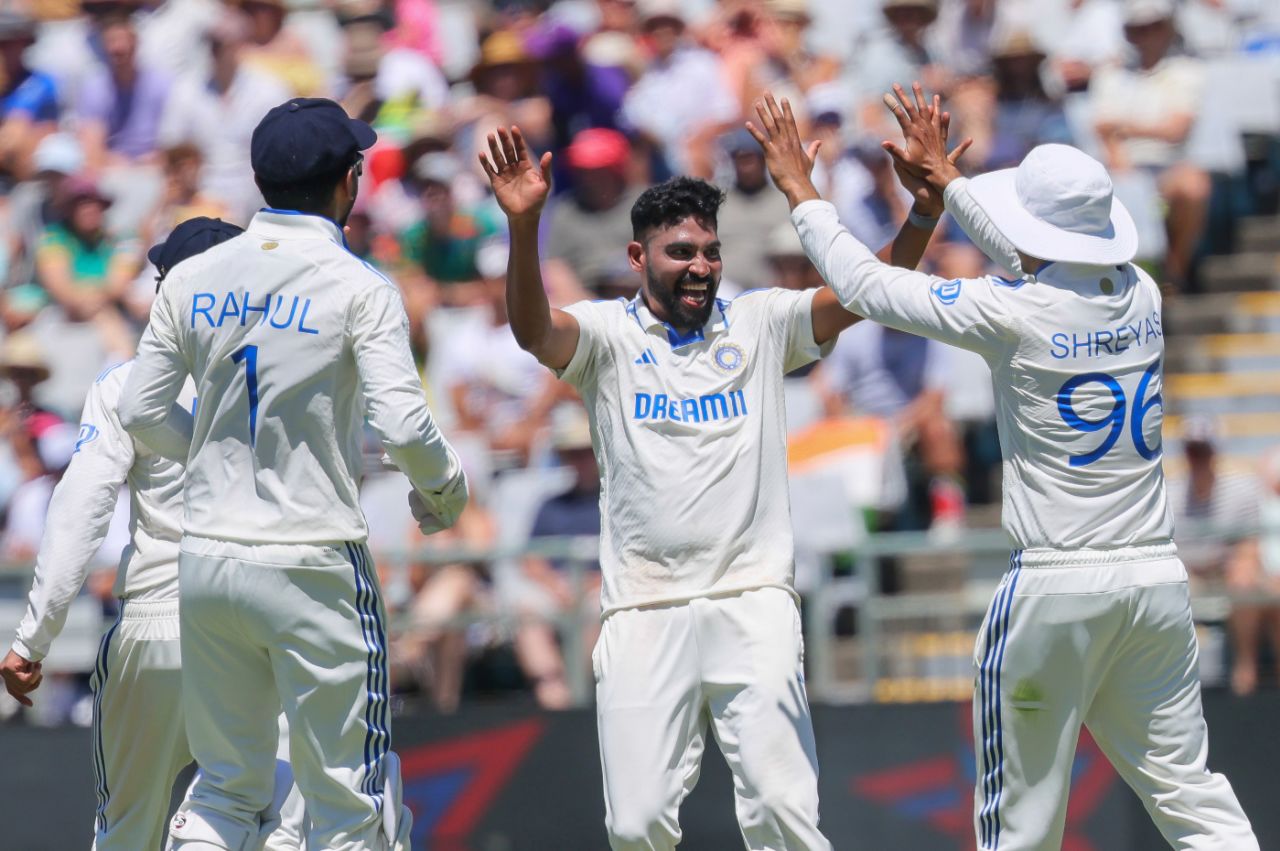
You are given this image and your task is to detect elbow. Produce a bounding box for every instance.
[511,323,548,358]
[118,398,160,433]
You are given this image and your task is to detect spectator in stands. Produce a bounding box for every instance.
[932,0,998,80]
[157,9,288,222]
[34,177,136,356]
[0,332,63,489]
[763,221,823,293]
[514,404,602,710]
[716,127,795,289]
[334,3,450,120]
[133,0,223,80]
[0,10,58,180]
[849,0,946,142]
[1047,0,1126,93]
[397,152,502,305]
[441,240,558,472]
[0,421,78,563]
[75,13,171,170]
[974,29,1074,170]
[814,322,967,539]
[1169,419,1270,695]
[1092,0,1210,287]
[620,0,738,177]
[365,449,499,714]
[455,29,551,154]
[544,128,640,300]
[132,145,229,318]
[240,0,328,96]
[709,0,837,122]
[528,21,630,192]
[4,133,82,293]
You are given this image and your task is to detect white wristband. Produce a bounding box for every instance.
[907,208,941,229]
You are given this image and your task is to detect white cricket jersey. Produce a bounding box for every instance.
[119,210,464,549]
[792,181,1174,551]
[12,361,193,662]
[558,288,831,615]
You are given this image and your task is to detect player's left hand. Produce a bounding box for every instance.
[888,97,971,217]
[745,92,823,208]
[1,649,43,707]
[880,82,971,195]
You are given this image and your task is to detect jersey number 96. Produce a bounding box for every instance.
[1056,363,1162,467]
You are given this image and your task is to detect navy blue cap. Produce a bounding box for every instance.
[250,98,377,185]
[148,217,244,281]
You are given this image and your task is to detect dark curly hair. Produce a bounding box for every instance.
[630,176,726,242]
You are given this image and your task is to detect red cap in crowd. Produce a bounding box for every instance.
[565,128,630,172]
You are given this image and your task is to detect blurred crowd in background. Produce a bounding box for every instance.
[1,0,1280,719]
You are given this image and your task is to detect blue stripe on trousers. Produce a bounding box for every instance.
[92,609,122,832]
[978,552,1022,848]
[977,554,1014,846]
[347,543,385,811]
[989,552,1022,847]
[357,547,389,793]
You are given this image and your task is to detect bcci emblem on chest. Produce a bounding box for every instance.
[713,342,746,374]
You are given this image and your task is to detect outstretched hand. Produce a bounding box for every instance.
[881,82,971,201]
[478,126,553,223]
[745,92,823,208]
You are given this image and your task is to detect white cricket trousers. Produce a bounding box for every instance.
[90,597,191,851]
[169,538,412,851]
[972,546,1258,850]
[595,586,832,851]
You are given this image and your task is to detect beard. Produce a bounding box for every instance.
[646,265,718,330]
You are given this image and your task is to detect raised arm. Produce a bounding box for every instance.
[747,90,970,345]
[880,83,1021,275]
[478,126,581,371]
[749,90,1011,355]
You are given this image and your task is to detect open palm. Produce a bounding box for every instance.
[479,126,552,221]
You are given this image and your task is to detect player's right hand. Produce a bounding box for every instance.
[408,470,470,535]
[1,649,43,707]
[479,126,552,224]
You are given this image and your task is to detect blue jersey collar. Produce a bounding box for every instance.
[627,294,729,349]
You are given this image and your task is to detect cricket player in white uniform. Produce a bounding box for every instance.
[118,98,468,851]
[0,218,291,850]
[477,125,964,850]
[747,86,1258,849]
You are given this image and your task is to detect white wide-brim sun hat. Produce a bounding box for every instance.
[965,144,1139,266]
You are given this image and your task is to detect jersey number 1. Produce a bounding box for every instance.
[1057,363,1162,467]
[231,345,260,446]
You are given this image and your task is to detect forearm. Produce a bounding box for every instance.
[881,212,937,269]
[943,178,1022,276]
[143,403,193,464]
[794,199,937,324]
[13,460,124,661]
[506,217,555,353]
[774,171,822,211]
[376,395,464,495]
